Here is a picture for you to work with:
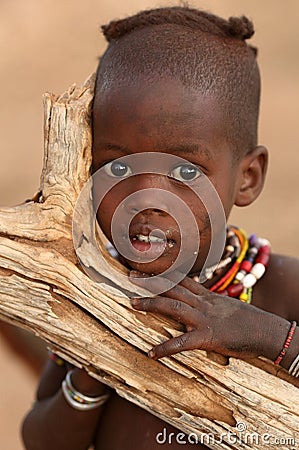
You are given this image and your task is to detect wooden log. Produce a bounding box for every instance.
[0,74,298,449]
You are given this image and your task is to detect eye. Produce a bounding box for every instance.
[104,160,133,178]
[169,164,202,182]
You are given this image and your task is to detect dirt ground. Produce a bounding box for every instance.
[0,1,298,449]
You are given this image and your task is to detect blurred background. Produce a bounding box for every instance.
[0,1,298,448]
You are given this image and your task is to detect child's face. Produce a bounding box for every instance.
[92,78,242,276]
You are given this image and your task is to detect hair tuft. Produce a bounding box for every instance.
[227,16,255,40]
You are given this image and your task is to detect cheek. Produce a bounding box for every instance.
[94,185,126,239]
[211,166,240,217]
[184,189,212,231]
[96,202,112,239]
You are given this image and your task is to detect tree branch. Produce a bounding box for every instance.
[0,74,298,449]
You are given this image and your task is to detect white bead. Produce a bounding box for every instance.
[235,271,245,282]
[251,263,266,280]
[226,245,234,252]
[243,273,257,289]
[258,238,271,248]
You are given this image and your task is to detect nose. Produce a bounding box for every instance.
[124,175,171,215]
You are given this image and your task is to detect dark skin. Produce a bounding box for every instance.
[22,78,299,450]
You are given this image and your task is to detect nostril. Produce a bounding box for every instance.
[129,206,166,215]
[152,208,165,214]
[125,188,171,215]
[143,208,167,216]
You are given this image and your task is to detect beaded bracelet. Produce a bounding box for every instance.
[62,370,110,411]
[288,353,299,377]
[274,321,297,365]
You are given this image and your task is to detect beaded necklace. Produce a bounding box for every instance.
[193,226,271,303]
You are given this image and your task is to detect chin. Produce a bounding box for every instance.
[126,258,173,276]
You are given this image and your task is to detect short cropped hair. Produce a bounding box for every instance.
[95,6,261,158]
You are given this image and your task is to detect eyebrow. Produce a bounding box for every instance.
[161,143,213,161]
[98,143,131,154]
[97,142,212,159]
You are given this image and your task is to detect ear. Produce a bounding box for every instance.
[234,146,268,207]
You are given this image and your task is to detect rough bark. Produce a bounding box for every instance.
[0,74,298,449]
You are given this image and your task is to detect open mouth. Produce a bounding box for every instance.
[130,231,175,253]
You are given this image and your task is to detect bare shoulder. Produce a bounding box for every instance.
[253,253,299,321]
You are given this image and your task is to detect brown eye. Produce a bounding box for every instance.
[104,160,133,178]
[169,164,202,182]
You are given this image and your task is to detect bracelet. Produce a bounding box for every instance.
[274,321,297,365]
[288,353,299,377]
[61,370,110,411]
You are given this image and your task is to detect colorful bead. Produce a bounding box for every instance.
[240,260,252,272]
[235,271,245,282]
[274,321,297,365]
[242,273,256,289]
[48,350,65,367]
[255,252,270,266]
[196,226,270,304]
[227,283,244,297]
[249,234,258,246]
[210,227,271,303]
[251,263,266,279]
[259,238,271,247]
[239,291,249,302]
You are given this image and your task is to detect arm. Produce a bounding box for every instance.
[130,271,299,375]
[22,357,111,450]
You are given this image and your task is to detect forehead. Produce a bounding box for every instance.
[93,78,230,157]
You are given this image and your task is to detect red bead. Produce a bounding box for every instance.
[227,283,244,297]
[259,245,271,255]
[240,260,252,272]
[255,252,270,266]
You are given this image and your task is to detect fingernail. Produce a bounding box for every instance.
[130,270,139,277]
[148,349,155,358]
[130,270,148,278]
[130,297,139,306]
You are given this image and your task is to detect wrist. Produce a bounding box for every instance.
[71,369,109,397]
[263,317,299,372]
[261,315,291,362]
[61,370,110,412]
[279,324,299,371]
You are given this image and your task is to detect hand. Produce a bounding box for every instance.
[130,272,289,361]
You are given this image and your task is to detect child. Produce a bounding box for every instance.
[22,6,299,450]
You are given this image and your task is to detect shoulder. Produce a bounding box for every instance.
[253,253,299,321]
[267,253,299,282]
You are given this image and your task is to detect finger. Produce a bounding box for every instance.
[159,283,200,308]
[180,276,210,296]
[148,331,203,359]
[129,271,175,294]
[130,272,209,309]
[130,271,207,306]
[131,297,199,326]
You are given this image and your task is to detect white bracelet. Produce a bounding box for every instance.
[288,353,299,377]
[61,370,110,411]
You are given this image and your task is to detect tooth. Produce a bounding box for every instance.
[136,234,150,242]
[149,235,165,243]
[135,234,168,244]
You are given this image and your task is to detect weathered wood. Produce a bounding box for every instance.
[0,74,298,449]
